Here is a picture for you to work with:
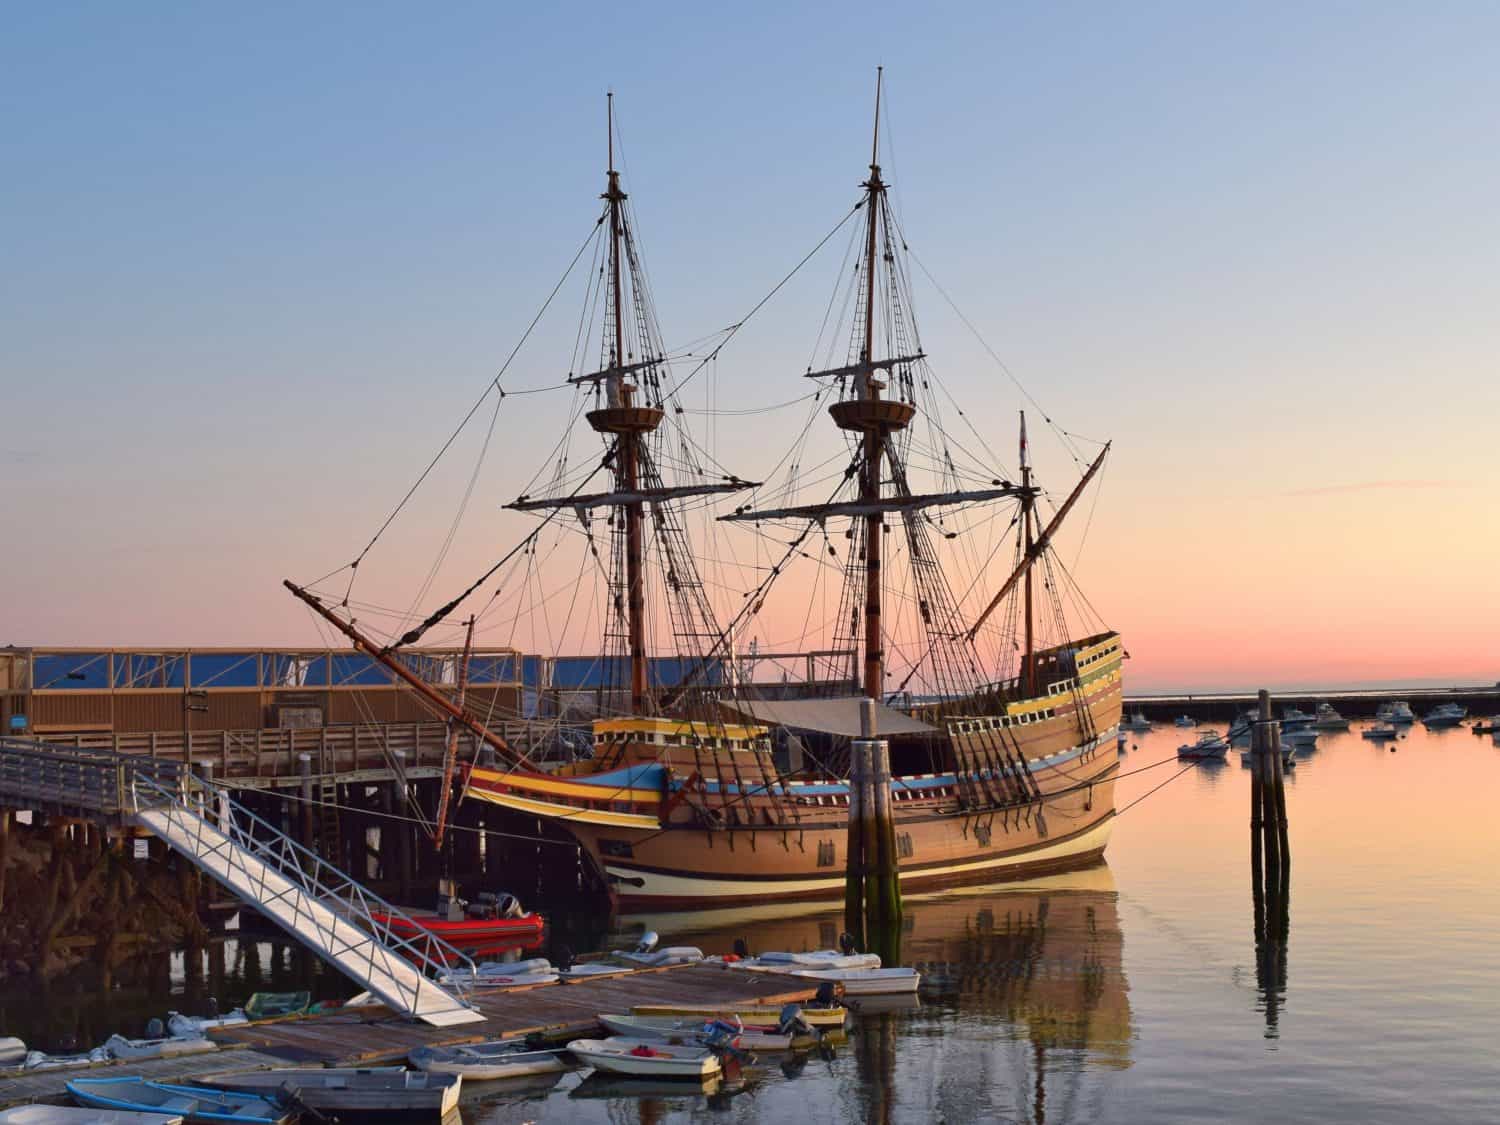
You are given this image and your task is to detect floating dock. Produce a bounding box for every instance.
[0,963,819,1106]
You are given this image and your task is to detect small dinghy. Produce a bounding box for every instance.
[241,992,310,1021]
[0,1108,184,1125]
[66,1078,290,1125]
[22,1048,110,1071]
[599,1011,817,1052]
[567,1038,720,1080]
[200,1067,460,1118]
[103,1035,217,1061]
[789,967,920,995]
[166,1012,247,1039]
[614,933,703,967]
[631,1003,848,1029]
[408,1040,566,1081]
[437,957,558,989]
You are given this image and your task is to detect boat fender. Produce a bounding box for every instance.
[635,931,660,954]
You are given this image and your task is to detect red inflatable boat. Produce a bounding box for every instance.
[372,910,545,943]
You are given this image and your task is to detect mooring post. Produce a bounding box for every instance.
[297,753,315,852]
[844,732,868,948]
[393,749,413,901]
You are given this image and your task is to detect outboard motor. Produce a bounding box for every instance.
[732,937,750,959]
[206,996,220,1018]
[813,981,839,1009]
[494,892,524,920]
[555,944,575,972]
[838,931,857,955]
[634,930,660,955]
[144,1017,164,1040]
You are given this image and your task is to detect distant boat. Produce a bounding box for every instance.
[408,1041,566,1082]
[1281,727,1319,749]
[66,1078,290,1125]
[1281,707,1314,730]
[1128,713,1152,731]
[1312,703,1350,730]
[435,957,558,989]
[1422,703,1467,728]
[166,1011,247,1039]
[566,1038,720,1080]
[780,967,920,995]
[199,1067,461,1119]
[1227,711,1258,748]
[737,950,881,970]
[1173,715,1197,728]
[1177,732,1229,760]
[1239,744,1296,767]
[1376,701,1417,724]
[0,1109,183,1125]
[1363,725,1400,741]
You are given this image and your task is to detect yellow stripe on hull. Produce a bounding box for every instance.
[465,786,660,829]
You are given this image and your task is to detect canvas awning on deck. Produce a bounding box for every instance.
[722,696,940,738]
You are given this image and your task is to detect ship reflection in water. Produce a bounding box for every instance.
[602,863,1130,1125]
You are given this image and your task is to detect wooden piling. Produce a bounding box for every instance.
[844,740,867,948]
[845,699,903,957]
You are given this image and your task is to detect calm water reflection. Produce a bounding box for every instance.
[461,720,1500,1123]
[6,721,1497,1123]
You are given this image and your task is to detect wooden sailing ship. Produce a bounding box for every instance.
[288,78,1122,910]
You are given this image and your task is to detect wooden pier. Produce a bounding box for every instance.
[0,964,820,1106]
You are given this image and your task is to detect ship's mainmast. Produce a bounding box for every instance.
[589,92,659,716]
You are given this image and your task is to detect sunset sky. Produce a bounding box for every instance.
[3,3,1497,691]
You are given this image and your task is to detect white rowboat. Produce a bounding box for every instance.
[0,1110,183,1125]
[567,1038,720,1079]
[199,1068,461,1118]
[408,1041,566,1081]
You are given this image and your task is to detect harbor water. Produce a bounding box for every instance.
[5,719,1497,1123]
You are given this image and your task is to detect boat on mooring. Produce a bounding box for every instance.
[598,1012,818,1052]
[1422,702,1467,729]
[1177,732,1229,760]
[1363,724,1400,741]
[284,75,1123,911]
[1377,700,1417,724]
[1312,702,1350,730]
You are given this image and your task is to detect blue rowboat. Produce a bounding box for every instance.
[65,1078,290,1125]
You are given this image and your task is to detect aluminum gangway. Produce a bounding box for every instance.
[0,738,483,1026]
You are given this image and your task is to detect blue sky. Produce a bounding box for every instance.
[3,2,1496,687]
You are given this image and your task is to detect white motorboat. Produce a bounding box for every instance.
[165,1011,248,1039]
[598,1013,816,1052]
[1239,744,1296,767]
[1422,702,1467,728]
[567,1038,720,1080]
[408,1041,566,1081]
[1173,715,1197,728]
[1363,724,1400,741]
[1376,701,1417,724]
[631,1003,848,1029]
[0,1109,183,1125]
[1127,712,1152,731]
[1177,733,1229,760]
[1281,727,1318,748]
[1312,703,1350,730]
[200,1067,461,1118]
[103,1034,216,1061]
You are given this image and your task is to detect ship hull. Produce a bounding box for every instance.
[561,743,1117,909]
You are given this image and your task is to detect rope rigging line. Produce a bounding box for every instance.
[320,214,609,602]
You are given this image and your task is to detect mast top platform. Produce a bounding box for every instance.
[830,398,915,433]
[588,405,665,435]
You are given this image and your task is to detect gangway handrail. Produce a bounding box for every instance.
[124,763,479,1018]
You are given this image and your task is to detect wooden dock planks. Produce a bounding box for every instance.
[208,963,817,1064]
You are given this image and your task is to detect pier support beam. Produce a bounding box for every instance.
[844,699,903,962]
